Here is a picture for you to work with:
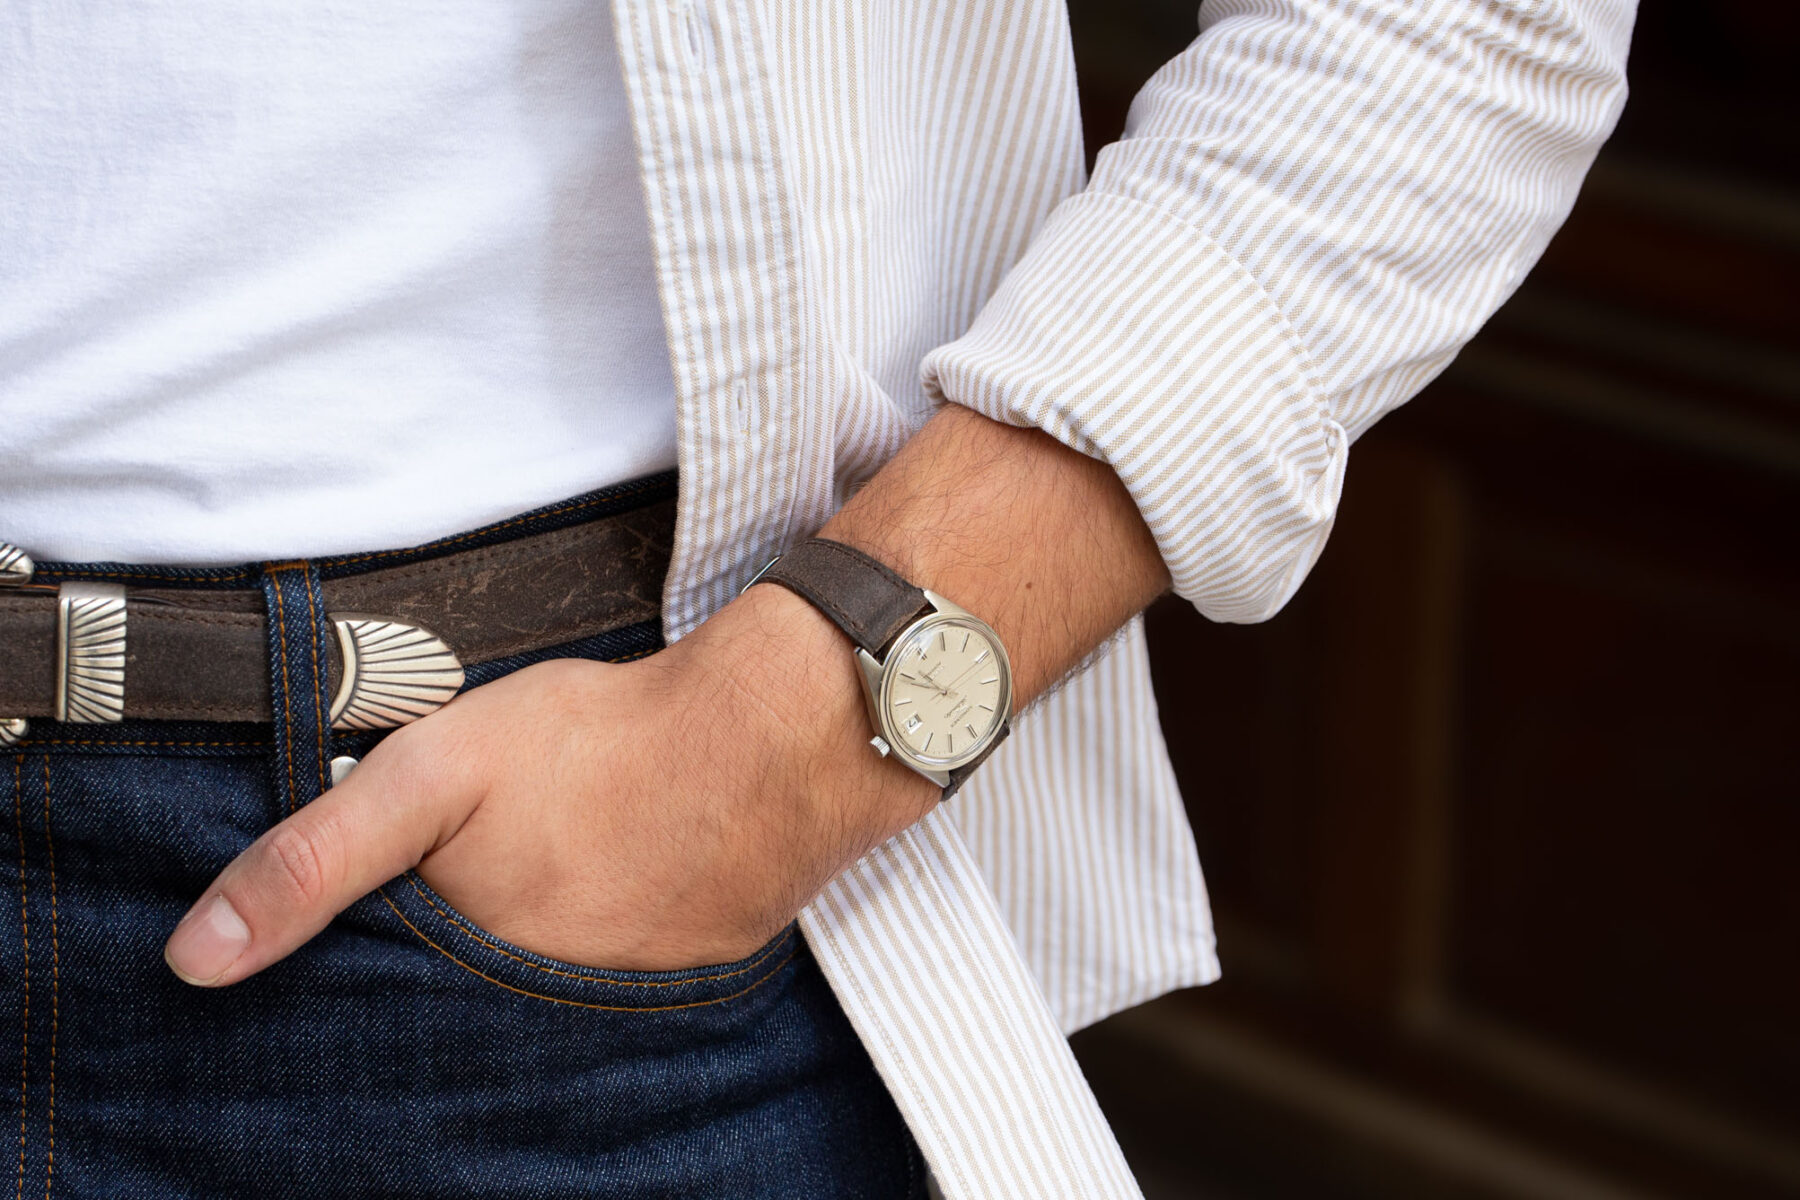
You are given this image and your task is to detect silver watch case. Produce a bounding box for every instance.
[853,590,1014,788]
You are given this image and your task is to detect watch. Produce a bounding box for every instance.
[746,538,1013,797]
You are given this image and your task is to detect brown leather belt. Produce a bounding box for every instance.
[0,498,674,727]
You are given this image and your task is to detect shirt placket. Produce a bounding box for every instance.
[611,0,821,640]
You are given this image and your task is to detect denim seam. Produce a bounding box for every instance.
[23,567,258,586]
[38,759,55,1200]
[267,567,300,816]
[12,757,29,1200]
[20,741,270,750]
[377,890,798,1012]
[302,570,329,798]
[397,874,795,988]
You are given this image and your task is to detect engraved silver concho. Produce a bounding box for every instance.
[328,616,466,731]
[0,542,34,586]
[56,582,128,724]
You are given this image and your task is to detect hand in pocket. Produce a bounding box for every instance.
[163,584,939,987]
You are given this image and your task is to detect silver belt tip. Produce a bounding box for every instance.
[56,581,128,725]
[328,615,466,732]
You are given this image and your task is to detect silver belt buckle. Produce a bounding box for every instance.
[0,541,463,744]
[56,581,129,725]
[0,541,33,746]
[0,568,132,739]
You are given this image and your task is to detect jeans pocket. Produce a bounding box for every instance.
[363,867,802,1012]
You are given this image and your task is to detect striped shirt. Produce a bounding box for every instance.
[613,1,1634,1194]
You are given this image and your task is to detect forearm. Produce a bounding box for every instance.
[678,402,1168,860]
[817,403,1168,705]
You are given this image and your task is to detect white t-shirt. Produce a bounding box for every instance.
[0,1,676,565]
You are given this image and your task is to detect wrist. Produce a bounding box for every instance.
[669,582,939,868]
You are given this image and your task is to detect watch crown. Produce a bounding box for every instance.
[870,736,891,758]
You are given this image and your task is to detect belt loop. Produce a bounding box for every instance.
[260,562,334,815]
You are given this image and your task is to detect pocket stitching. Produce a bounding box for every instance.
[376,888,799,1012]
[397,873,793,986]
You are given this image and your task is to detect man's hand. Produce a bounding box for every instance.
[162,584,937,987]
[164,404,1168,987]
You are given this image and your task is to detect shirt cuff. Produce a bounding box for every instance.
[921,190,1347,624]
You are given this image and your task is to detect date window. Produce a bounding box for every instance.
[904,713,923,733]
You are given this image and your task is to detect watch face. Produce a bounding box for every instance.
[880,615,1010,768]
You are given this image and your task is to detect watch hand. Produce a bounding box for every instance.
[900,671,951,697]
[941,656,989,696]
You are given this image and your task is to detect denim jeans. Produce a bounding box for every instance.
[3,477,922,1198]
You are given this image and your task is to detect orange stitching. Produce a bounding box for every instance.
[12,759,27,1200]
[37,762,53,1200]
[398,874,792,987]
[377,892,795,1012]
[21,741,268,749]
[30,569,254,584]
[268,571,298,815]
[303,571,328,797]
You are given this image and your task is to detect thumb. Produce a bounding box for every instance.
[163,742,472,987]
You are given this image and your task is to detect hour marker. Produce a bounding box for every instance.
[946,734,955,754]
[895,697,912,705]
[973,650,989,665]
[940,631,947,651]
[980,678,997,685]
[923,731,933,751]
[977,704,994,712]
[961,631,970,653]
[966,723,979,740]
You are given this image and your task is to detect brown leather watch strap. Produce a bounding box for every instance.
[755,539,933,658]
[941,723,1009,799]
[754,538,1010,800]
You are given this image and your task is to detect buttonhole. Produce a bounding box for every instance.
[682,3,710,67]
[732,379,751,433]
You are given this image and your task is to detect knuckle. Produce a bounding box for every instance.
[386,717,456,777]
[524,658,601,715]
[383,731,458,807]
[262,821,336,906]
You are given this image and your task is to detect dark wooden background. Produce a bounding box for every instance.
[1063,3,1800,1197]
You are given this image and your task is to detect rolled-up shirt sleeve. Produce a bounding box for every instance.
[921,0,1635,623]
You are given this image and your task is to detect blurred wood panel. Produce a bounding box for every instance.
[1065,2,1800,1197]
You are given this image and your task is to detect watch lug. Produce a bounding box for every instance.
[920,589,969,618]
[921,768,952,789]
[853,647,886,728]
[854,647,884,698]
